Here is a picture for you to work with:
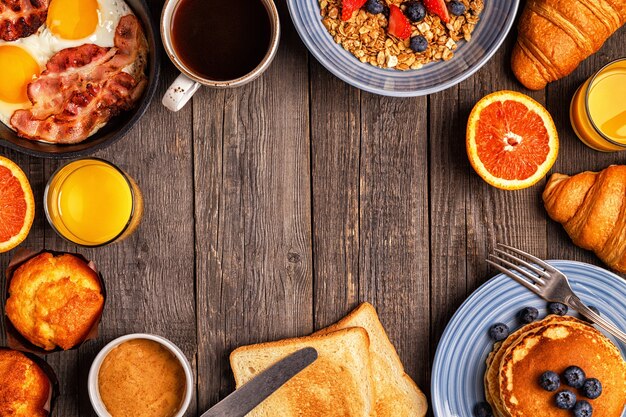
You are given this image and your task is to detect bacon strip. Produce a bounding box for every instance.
[10,15,148,144]
[0,0,48,41]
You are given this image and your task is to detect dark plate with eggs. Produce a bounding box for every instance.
[0,0,160,159]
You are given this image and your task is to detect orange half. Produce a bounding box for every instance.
[467,90,559,190]
[0,156,34,252]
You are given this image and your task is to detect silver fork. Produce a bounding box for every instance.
[487,243,626,345]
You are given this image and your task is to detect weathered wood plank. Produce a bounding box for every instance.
[427,84,468,388]
[193,85,227,410]
[194,1,313,412]
[358,93,430,394]
[309,59,361,330]
[461,38,548,291]
[545,28,626,266]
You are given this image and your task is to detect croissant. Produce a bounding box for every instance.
[511,0,626,90]
[543,165,626,273]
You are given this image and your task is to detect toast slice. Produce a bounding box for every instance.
[315,303,428,417]
[230,327,375,417]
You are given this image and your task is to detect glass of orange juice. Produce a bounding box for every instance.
[44,158,143,247]
[571,58,626,151]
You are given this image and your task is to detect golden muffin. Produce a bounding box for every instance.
[498,317,626,417]
[6,252,105,351]
[0,349,51,417]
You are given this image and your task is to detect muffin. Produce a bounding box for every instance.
[0,349,51,417]
[6,252,105,351]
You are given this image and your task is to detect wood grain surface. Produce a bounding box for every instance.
[1,0,625,416]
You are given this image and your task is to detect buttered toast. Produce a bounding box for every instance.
[315,303,428,417]
[230,327,375,417]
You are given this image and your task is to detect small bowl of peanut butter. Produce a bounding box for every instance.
[88,334,193,417]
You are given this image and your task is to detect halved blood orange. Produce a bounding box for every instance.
[467,90,559,190]
[0,156,34,253]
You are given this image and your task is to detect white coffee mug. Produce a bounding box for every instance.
[160,0,281,112]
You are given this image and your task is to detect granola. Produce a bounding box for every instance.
[320,0,484,70]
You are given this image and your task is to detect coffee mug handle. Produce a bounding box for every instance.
[162,73,201,112]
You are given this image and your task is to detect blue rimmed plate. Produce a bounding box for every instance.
[431,260,626,417]
[287,0,520,96]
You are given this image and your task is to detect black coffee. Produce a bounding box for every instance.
[172,0,272,81]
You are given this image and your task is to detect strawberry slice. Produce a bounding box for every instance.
[341,0,367,21]
[387,4,412,39]
[423,0,450,23]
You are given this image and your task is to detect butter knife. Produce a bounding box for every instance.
[200,347,318,417]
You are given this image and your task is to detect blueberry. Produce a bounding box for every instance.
[582,378,602,399]
[488,323,509,342]
[518,306,539,324]
[473,402,493,417]
[548,302,568,316]
[555,390,577,410]
[448,0,466,15]
[365,0,385,14]
[563,366,586,389]
[573,400,593,417]
[409,35,428,53]
[403,1,426,21]
[539,371,561,392]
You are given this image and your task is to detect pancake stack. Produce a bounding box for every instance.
[485,315,626,417]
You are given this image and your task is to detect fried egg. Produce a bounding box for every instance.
[0,0,134,129]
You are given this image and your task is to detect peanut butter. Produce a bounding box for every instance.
[98,339,186,417]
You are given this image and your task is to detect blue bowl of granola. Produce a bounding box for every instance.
[287,0,519,96]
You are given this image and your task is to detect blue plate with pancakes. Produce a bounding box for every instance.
[287,0,519,96]
[431,260,626,417]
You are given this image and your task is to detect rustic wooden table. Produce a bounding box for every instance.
[1,1,625,416]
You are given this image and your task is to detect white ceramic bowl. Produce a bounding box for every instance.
[88,333,193,417]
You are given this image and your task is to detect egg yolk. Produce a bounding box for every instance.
[47,0,99,40]
[0,46,40,104]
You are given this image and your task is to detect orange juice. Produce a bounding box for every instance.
[45,159,143,246]
[571,58,626,151]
